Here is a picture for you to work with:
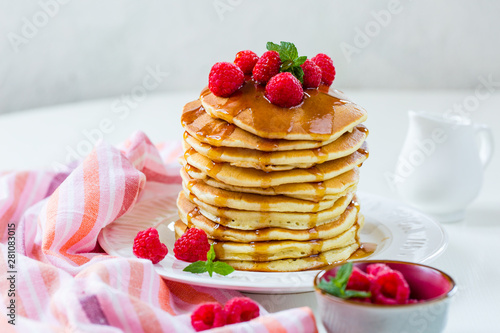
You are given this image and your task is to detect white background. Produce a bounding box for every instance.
[1,0,500,113]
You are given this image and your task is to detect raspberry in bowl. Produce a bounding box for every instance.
[314,260,456,333]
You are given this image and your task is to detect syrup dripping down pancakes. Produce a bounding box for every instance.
[175,80,368,272]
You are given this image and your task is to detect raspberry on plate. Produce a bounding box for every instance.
[234,50,259,75]
[132,227,168,264]
[224,297,260,324]
[209,62,244,97]
[174,227,211,262]
[191,302,227,331]
[265,72,304,108]
[301,59,322,89]
[252,50,281,84]
[370,270,411,305]
[311,53,336,86]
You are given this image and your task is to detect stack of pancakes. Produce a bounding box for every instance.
[175,81,368,272]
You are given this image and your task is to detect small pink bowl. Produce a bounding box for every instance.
[314,260,456,333]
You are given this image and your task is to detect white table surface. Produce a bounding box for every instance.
[2,89,499,333]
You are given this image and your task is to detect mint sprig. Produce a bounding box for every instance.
[266,41,307,83]
[317,262,371,299]
[183,244,235,277]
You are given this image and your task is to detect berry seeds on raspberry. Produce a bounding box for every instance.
[311,53,336,86]
[208,62,244,97]
[234,50,259,75]
[173,227,211,262]
[224,297,260,324]
[370,270,411,305]
[252,50,281,84]
[132,227,168,264]
[264,72,304,108]
[191,302,227,331]
[301,59,322,89]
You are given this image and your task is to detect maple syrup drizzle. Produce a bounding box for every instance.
[183,147,197,161]
[312,147,328,164]
[258,152,271,169]
[206,160,223,178]
[184,163,201,174]
[181,100,237,145]
[357,142,369,157]
[201,81,366,140]
[307,166,324,180]
[256,139,280,151]
[349,243,377,260]
[181,101,205,128]
[312,181,326,201]
[356,124,369,135]
[198,119,236,144]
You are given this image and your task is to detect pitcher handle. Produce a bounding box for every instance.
[474,124,494,168]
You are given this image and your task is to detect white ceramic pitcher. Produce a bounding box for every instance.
[394,110,494,222]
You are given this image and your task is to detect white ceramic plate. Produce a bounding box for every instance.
[99,189,447,293]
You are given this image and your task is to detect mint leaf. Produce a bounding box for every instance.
[213,261,235,276]
[344,289,372,299]
[293,56,307,67]
[206,260,214,277]
[335,262,353,287]
[266,41,297,62]
[317,279,342,296]
[317,262,371,300]
[182,244,234,278]
[279,41,298,61]
[183,261,208,274]
[207,244,216,262]
[280,59,294,72]
[206,245,216,277]
[266,42,281,53]
[266,41,306,83]
[291,67,304,84]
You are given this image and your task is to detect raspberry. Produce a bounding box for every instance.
[311,53,336,86]
[370,270,411,305]
[209,62,244,97]
[264,72,304,108]
[173,227,210,262]
[234,50,259,75]
[252,51,281,84]
[301,59,322,89]
[366,263,392,277]
[132,227,168,264]
[191,302,226,331]
[224,297,260,324]
[347,267,372,292]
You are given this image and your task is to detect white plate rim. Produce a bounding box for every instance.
[99,191,448,294]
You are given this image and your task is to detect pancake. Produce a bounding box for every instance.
[200,82,368,141]
[181,100,337,151]
[183,146,368,188]
[181,139,316,171]
[177,192,359,242]
[188,168,360,202]
[174,217,363,271]
[182,180,338,212]
[211,226,357,261]
[220,243,359,272]
[178,191,355,230]
[183,125,368,167]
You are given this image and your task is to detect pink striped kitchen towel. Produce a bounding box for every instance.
[0,131,318,333]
